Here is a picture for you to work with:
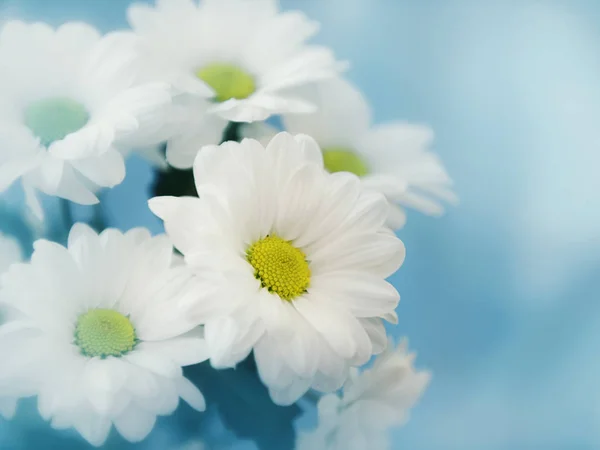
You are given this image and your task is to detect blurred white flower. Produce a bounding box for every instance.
[0,21,172,217]
[0,233,22,419]
[0,224,212,446]
[282,78,458,229]
[149,132,404,405]
[297,339,430,450]
[126,0,346,168]
[176,440,206,450]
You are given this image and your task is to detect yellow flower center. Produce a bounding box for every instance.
[246,235,310,301]
[24,97,89,147]
[74,309,137,358]
[196,63,256,103]
[322,147,370,177]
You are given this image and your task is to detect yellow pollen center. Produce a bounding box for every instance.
[196,63,256,103]
[74,309,137,358]
[322,147,370,177]
[246,235,310,301]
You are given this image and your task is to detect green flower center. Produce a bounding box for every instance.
[322,147,370,177]
[24,97,89,147]
[74,309,137,358]
[247,235,310,301]
[196,63,256,103]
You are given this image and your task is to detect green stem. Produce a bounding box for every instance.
[60,198,73,231]
[89,203,107,232]
[222,121,242,143]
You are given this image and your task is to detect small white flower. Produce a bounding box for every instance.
[126,0,345,168]
[282,78,458,229]
[0,233,22,419]
[149,132,405,405]
[0,21,172,217]
[297,338,430,450]
[0,224,212,446]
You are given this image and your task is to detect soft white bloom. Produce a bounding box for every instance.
[0,21,172,217]
[297,339,430,450]
[176,440,206,450]
[282,78,458,229]
[126,0,346,168]
[0,233,22,419]
[149,132,405,405]
[0,224,212,446]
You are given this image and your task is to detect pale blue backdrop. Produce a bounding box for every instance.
[1,0,599,449]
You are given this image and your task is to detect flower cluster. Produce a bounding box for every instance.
[297,339,431,450]
[0,0,455,447]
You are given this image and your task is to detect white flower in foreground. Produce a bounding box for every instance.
[297,339,430,450]
[0,21,172,217]
[150,132,405,405]
[0,224,211,446]
[283,78,458,229]
[126,0,345,167]
[0,233,22,419]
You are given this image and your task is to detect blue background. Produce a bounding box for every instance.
[1,0,600,449]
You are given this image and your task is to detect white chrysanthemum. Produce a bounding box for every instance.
[126,0,345,168]
[282,78,458,229]
[0,21,172,217]
[149,132,405,405]
[0,233,22,419]
[0,224,211,446]
[297,338,430,450]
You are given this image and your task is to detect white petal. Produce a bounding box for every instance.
[0,156,41,192]
[72,408,112,447]
[176,377,206,411]
[268,376,312,406]
[70,148,126,188]
[359,318,388,354]
[309,230,405,279]
[125,347,182,378]
[385,203,408,230]
[283,77,372,147]
[311,272,399,318]
[293,294,360,360]
[83,358,130,415]
[254,335,294,390]
[140,330,209,367]
[204,317,243,368]
[114,403,157,443]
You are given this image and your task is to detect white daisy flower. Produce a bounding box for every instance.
[0,233,22,419]
[149,132,405,405]
[0,21,173,217]
[0,224,211,446]
[282,77,458,229]
[126,0,345,167]
[297,338,430,450]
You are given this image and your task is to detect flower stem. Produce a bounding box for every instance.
[89,203,107,232]
[222,121,242,143]
[60,198,73,231]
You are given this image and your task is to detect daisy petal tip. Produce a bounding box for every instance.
[147,196,179,220]
[382,310,399,325]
